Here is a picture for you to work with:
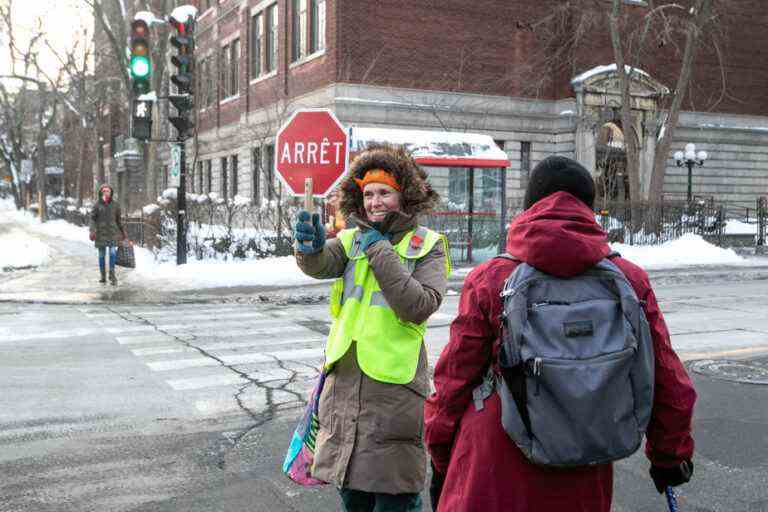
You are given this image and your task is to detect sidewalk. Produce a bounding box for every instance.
[3,210,768,304]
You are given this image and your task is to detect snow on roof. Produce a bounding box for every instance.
[171,5,198,23]
[134,10,166,26]
[570,64,650,85]
[350,126,510,168]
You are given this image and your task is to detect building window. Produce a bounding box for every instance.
[251,147,261,205]
[310,0,325,53]
[229,39,240,97]
[265,4,278,72]
[521,141,531,183]
[220,44,230,99]
[198,161,204,193]
[207,59,215,106]
[189,161,195,193]
[162,165,169,190]
[221,157,228,199]
[206,160,212,193]
[231,154,239,197]
[291,0,307,62]
[250,13,262,78]
[265,144,275,200]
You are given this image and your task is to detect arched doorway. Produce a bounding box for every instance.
[595,121,628,206]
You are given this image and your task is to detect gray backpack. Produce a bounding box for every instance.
[477,254,654,467]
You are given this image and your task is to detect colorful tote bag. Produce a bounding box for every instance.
[282,370,328,486]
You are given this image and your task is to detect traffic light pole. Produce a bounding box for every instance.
[176,139,187,265]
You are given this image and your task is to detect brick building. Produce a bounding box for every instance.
[182,0,767,213]
[93,1,768,232]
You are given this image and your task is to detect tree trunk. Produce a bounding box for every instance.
[649,0,712,201]
[76,129,89,207]
[609,0,642,230]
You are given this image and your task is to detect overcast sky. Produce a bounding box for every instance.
[1,0,94,79]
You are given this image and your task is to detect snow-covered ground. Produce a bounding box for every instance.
[1,197,766,289]
[0,228,50,270]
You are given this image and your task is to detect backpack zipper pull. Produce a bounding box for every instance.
[527,357,543,396]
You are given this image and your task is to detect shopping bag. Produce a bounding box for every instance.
[115,240,135,268]
[282,370,328,486]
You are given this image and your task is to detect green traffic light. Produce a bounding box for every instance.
[130,56,151,78]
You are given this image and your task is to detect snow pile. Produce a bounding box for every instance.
[724,219,758,235]
[611,233,745,269]
[132,250,328,288]
[143,204,161,216]
[0,229,50,270]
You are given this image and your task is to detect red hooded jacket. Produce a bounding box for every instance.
[424,192,696,512]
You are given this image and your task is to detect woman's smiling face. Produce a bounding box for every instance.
[363,182,402,223]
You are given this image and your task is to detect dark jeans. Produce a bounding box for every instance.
[98,246,118,273]
[339,488,422,512]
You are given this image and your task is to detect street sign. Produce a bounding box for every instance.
[169,145,181,187]
[20,159,33,183]
[274,109,349,198]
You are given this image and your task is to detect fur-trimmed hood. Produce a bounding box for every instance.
[338,144,440,219]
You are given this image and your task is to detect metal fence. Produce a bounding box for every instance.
[595,199,725,246]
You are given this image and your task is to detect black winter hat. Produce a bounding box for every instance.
[523,156,595,209]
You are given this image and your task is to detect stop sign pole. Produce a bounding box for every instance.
[274,109,349,250]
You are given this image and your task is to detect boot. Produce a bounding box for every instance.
[109,269,117,286]
[99,269,106,284]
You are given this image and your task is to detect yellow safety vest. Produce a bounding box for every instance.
[325,226,451,384]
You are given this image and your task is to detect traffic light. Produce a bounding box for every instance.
[129,19,151,96]
[131,99,153,141]
[169,15,195,139]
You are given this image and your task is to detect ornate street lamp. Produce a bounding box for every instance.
[674,143,708,203]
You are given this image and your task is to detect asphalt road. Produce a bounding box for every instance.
[1,276,767,511]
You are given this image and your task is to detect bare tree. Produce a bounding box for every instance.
[0,0,61,213]
[518,0,724,203]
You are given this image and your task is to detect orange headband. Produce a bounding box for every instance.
[354,169,401,192]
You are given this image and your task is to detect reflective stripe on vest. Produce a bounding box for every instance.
[325,226,451,384]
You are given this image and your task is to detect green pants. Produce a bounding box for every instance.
[339,488,422,512]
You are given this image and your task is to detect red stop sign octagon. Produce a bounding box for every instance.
[274,109,349,197]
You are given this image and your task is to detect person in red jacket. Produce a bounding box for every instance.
[424,156,696,512]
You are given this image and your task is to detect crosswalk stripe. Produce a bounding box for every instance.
[165,367,297,391]
[86,307,262,318]
[0,327,102,343]
[116,334,177,345]
[115,325,313,345]
[166,373,248,390]
[105,318,301,334]
[147,347,325,372]
[130,337,325,356]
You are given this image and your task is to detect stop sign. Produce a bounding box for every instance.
[274,109,349,197]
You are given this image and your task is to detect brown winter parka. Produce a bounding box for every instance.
[295,211,447,493]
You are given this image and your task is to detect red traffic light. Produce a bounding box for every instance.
[131,19,149,38]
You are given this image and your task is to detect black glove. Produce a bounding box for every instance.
[294,211,326,254]
[649,460,693,494]
[429,461,446,511]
